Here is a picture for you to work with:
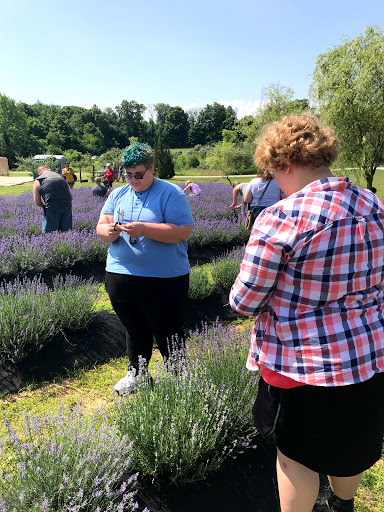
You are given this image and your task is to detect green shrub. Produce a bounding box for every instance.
[116,323,258,485]
[0,275,100,361]
[16,156,59,179]
[0,405,139,511]
[188,154,200,168]
[211,259,241,291]
[188,267,213,300]
[205,141,256,175]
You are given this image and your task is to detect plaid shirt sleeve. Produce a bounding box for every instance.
[229,209,298,316]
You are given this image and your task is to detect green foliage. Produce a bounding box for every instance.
[116,323,258,485]
[188,267,214,300]
[0,94,29,167]
[173,153,200,172]
[163,106,189,148]
[311,25,384,189]
[0,404,138,511]
[63,149,84,165]
[0,276,100,362]
[222,129,238,143]
[100,147,123,168]
[154,130,175,179]
[233,84,311,143]
[116,99,146,143]
[205,141,256,178]
[211,259,241,291]
[188,103,236,146]
[16,156,59,179]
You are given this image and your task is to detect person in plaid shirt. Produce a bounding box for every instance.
[230,113,384,512]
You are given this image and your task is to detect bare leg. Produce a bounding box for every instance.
[328,473,363,500]
[277,449,319,512]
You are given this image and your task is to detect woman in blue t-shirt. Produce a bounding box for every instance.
[96,142,193,396]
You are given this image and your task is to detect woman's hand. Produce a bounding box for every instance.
[118,222,192,244]
[96,214,121,242]
[117,222,145,238]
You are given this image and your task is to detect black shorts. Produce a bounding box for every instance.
[252,372,384,477]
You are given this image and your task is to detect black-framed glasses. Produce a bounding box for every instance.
[126,168,149,180]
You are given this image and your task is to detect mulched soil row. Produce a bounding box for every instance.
[134,441,280,512]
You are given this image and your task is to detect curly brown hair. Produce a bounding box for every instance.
[254,113,339,171]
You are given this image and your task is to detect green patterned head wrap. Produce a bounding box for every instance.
[121,142,155,169]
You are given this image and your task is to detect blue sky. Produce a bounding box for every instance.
[1,0,383,118]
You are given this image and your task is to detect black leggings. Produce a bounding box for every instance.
[105,272,189,371]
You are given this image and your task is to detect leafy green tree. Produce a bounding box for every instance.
[154,103,172,126]
[233,84,310,143]
[205,141,255,183]
[0,94,29,166]
[311,26,384,189]
[163,106,189,148]
[16,156,59,178]
[222,129,238,143]
[188,102,229,146]
[100,148,124,168]
[128,136,138,145]
[81,123,105,155]
[90,105,119,149]
[154,130,174,179]
[63,149,84,165]
[223,106,237,131]
[140,119,157,147]
[116,100,146,144]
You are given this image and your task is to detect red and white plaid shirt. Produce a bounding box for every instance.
[230,177,384,386]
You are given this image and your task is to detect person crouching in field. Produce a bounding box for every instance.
[230,113,384,512]
[183,180,201,196]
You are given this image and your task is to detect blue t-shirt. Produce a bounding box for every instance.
[101,179,193,277]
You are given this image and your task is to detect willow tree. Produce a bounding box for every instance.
[311,26,384,189]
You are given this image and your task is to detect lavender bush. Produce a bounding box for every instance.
[0,183,248,276]
[0,404,143,512]
[188,267,213,300]
[188,245,246,300]
[211,245,245,291]
[0,275,100,362]
[116,323,258,485]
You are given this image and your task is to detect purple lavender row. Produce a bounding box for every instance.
[0,183,247,276]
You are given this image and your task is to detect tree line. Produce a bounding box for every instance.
[0,98,240,167]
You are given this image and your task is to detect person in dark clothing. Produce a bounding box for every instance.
[33,165,73,233]
[92,177,110,198]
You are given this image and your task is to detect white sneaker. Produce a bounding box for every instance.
[114,368,152,396]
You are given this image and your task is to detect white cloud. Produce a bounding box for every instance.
[218,99,261,119]
[182,103,202,112]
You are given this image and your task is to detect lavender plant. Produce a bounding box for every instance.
[188,267,214,300]
[0,183,248,276]
[210,245,246,291]
[0,275,100,362]
[116,323,259,485]
[0,404,143,512]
